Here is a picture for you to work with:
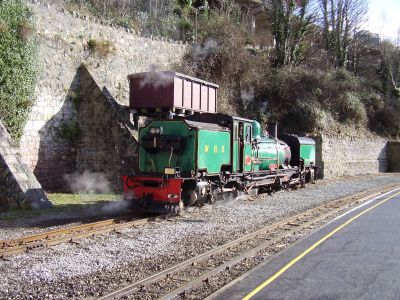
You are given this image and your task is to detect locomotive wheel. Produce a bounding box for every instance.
[305,169,315,184]
[207,193,216,204]
[196,195,206,206]
[190,191,197,205]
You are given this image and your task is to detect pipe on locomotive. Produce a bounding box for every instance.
[268,123,278,139]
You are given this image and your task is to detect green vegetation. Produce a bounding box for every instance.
[0,0,39,142]
[177,1,400,138]
[68,90,81,110]
[0,193,120,220]
[57,121,81,142]
[49,193,120,206]
[253,68,370,133]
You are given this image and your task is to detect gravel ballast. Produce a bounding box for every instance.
[1,174,400,299]
[0,199,131,240]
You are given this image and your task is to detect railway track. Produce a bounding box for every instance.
[0,179,344,261]
[98,183,400,300]
[0,216,152,259]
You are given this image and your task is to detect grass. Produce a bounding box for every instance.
[49,193,120,206]
[0,193,121,221]
[87,38,115,57]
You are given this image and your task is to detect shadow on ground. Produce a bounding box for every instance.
[0,197,139,230]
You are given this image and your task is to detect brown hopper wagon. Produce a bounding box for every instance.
[128,71,219,115]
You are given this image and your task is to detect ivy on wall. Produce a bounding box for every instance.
[0,0,39,142]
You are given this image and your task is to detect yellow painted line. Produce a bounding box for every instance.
[243,190,400,300]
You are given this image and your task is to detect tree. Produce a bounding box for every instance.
[380,40,400,96]
[318,0,367,68]
[264,0,316,67]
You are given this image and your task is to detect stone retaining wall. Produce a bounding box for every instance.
[315,134,388,179]
[19,1,187,190]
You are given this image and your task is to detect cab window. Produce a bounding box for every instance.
[245,125,251,143]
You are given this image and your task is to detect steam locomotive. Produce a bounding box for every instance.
[122,72,317,214]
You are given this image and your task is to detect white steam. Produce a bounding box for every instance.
[139,69,174,89]
[63,172,132,216]
[241,88,255,106]
[213,191,247,208]
[191,38,218,59]
[64,171,111,194]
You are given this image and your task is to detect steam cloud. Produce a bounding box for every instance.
[138,39,217,90]
[191,38,218,60]
[63,171,131,216]
[213,191,247,208]
[241,88,255,105]
[139,65,174,89]
[64,171,111,194]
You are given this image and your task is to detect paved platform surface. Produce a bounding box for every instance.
[213,188,400,300]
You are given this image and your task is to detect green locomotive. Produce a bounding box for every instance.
[123,72,317,213]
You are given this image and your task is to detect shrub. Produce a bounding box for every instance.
[252,66,370,133]
[361,92,383,127]
[325,68,359,94]
[87,38,115,57]
[239,67,321,133]
[57,121,81,142]
[334,92,367,124]
[362,93,383,111]
[0,0,39,141]
[282,100,328,133]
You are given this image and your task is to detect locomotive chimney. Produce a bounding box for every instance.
[268,123,278,139]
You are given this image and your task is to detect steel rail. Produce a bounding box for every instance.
[0,218,129,247]
[97,183,400,300]
[0,217,152,259]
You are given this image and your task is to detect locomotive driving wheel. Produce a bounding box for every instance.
[207,191,217,204]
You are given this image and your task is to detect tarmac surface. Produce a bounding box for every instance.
[213,188,400,300]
